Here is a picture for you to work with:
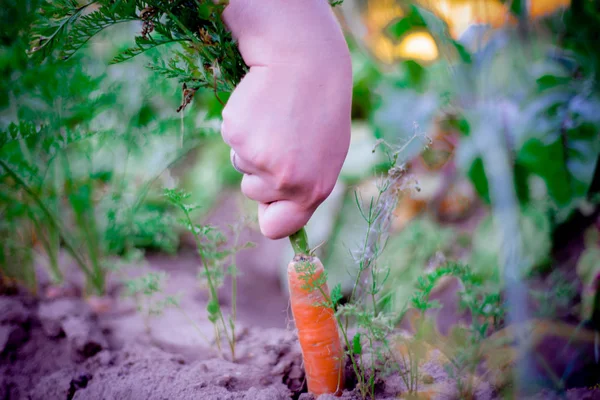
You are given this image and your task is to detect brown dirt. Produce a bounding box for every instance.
[4,271,599,400]
[0,246,475,400]
[0,293,300,400]
[3,193,600,399]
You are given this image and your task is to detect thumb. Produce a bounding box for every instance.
[257,201,312,240]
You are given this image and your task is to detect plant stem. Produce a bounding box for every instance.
[182,209,235,358]
[177,305,212,345]
[230,267,237,360]
[289,227,310,255]
[0,159,96,287]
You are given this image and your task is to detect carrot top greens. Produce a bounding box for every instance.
[31,0,344,111]
[32,0,247,110]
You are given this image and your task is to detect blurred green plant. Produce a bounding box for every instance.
[410,262,505,398]
[577,226,600,321]
[122,269,214,348]
[337,1,600,396]
[364,0,599,311]
[31,0,247,111]
[378,217,455,310]
[366,2,600,222]
[1,0,206,294]
[164,187,254,360]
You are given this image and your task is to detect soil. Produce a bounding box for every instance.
[3,292,600,400]
[2,193,600,399]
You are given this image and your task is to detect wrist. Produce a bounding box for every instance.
[223,0,350,66]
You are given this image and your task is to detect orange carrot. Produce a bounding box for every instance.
[288,228,344,397]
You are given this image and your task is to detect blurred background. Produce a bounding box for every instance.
[1,0,600,396]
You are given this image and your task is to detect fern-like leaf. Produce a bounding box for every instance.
[111,35,189,64]
[32,1,139,61]
[30,0,94,60]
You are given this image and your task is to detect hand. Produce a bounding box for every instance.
[221,0,353,240]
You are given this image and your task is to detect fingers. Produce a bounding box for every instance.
[257,201,312,240]
[240,174,281,204]
[230,149,261,175]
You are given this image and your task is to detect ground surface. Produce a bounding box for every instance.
[2,291,600,400]
[2,193,600,399]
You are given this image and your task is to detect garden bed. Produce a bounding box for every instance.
[1,225,599,400]
[2,193,600,400]
[2,271,600,400]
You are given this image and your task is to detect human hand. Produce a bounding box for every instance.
[221,0,353,240]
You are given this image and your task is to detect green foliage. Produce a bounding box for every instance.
[164,187,253,360]
[409,262,505,397]
[338,1,600,397]
[448,35,599,226]
[320,142,424,399]
[515,70,600,220]
[469,205,552,282]
[378,217,455,312]
[368,1,600,226]
[0,0,191,293]
[530,269,578,319]
[32,1,138,61]
[576,226,600,320]
[412,262,505,335]
[330,283,344,309]
[32,0,247,111]
[352,332,363,355]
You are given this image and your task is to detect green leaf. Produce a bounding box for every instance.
[206,299,220,316]
[352,333,362,355]
[197,4,211,19]
[536,75,571,91]
[111,36,188,64]
[410,4,471,63]
[518,138,572,206]
[402,60,427,91]
[387,17,425,40]
[32,2,138,61]
[330,283,343,308]
[467,158,490,204]
[508,0,525,17]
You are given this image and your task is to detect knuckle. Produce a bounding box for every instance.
[273,163,295,191]
[247,151,269,172]
[310,180,334,205]
[240,177,254,199]
[220,114,243,147]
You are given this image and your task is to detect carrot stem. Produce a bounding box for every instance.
[289,227,310,255]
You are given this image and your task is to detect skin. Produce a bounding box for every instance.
[221,0,353,240]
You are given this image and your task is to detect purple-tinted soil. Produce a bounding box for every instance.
[2,193,600,399]
[0,292,300,399]
[2,272,599,400]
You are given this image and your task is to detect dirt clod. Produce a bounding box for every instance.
[62,316,106,361]
[38,298,91,338]
[67,373,92,400]
[0,324,28,353]
[0,296,30,325]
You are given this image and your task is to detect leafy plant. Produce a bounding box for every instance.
[32,0,247,111]
[1,0,195,294]
[577,226,600,321]
[164,188,253,360]
[408,262,505,398]
[122,268,214,347]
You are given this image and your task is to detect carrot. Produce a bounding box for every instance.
[288,228,344,397]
